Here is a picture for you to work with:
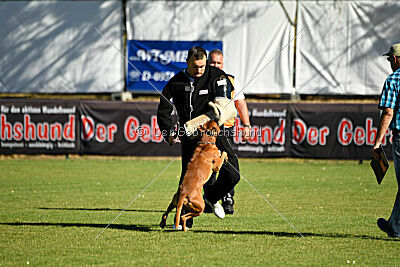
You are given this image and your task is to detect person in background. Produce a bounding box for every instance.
[372,43,400,238]
[204,49,251,214]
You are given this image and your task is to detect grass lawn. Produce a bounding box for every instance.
[0,156,399,265]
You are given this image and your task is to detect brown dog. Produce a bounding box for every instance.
[159,120,228,231]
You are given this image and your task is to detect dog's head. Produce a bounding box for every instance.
[198,120,220,137]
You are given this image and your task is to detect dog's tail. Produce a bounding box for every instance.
[174,185,185,230]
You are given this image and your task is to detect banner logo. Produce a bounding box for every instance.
[126,40,223,93]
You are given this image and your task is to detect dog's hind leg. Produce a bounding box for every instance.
[181,212,201,231]
[160,190,180,229]
[174,193,186,230]
[181,197,204,231]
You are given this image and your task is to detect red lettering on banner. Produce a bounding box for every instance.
[63,115,75,141]
[96,123,107,143]
[107,124,117,142]
[151,116,163,143]
[81,115,94,141]
[292,118,306,145]
[234,118,241,144]
[319,127,329,145]
[125,116,139,143]
[273,118,285,145]
[50,123,62,141]
[260,126,273,145]
[14,123,23,141]
[338,118,353,145]
[24,115,36,140]
[366,118,377,146]
[354,127,365,146]
[241,118,286,145]
[337,117,385,146]
[38,123,49,141]
[0,114,76,142]
[292,118,330,146]
[81,117,117,143]
[126,116,164,143]
[307,127,319,146]
[140,124,151,143]
[80,115,162,144]
[1,114,12,140]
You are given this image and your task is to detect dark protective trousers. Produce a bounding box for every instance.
[179,132,240,203]
[204,126,236,198]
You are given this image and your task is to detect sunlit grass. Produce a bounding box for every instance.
[0,157,399,265]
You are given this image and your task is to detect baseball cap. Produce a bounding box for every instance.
[383,43,400,56]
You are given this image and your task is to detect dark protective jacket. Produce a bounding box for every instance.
[157,65,232,139]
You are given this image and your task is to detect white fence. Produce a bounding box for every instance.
[0,1,124,93]
[1,0,399,95]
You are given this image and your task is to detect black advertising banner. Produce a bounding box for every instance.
[232,103,289,158]
[79,101,180,156]
[0,99,79,154]
[289,103,392,160]
[0,99,389,160]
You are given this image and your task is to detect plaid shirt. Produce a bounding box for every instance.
[379,68,400,130]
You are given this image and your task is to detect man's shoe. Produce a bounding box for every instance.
[204,198,225,219]
[377,218,399,238]
[223,203,234,214]
[222,193,234,214]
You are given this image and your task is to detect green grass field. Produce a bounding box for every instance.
[0,156,399,265]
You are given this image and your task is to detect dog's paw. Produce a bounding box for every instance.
[160,215,167,229]
[160,221,167,229]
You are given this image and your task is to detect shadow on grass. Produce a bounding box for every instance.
[0,222,155,232]
[38,207,164,213]
[1,222,398,242]
[190,229,400,241]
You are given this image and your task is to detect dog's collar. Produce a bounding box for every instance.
[198,141,216,145]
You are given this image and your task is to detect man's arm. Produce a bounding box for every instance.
[372,107,393,158]
[235,99,251,141]
[157,84,175,143]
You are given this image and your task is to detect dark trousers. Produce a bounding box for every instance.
[204,127,236,198]
[179,132,240,204]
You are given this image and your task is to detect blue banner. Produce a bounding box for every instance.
[126,40,223,93]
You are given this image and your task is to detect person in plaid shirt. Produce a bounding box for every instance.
[373,43,400,238]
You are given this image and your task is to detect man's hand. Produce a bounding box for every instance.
[242,126,251,142]
[168,135,179,145]
[371,148,381,160]
[371,146,382,161]
[371,108,393,159]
